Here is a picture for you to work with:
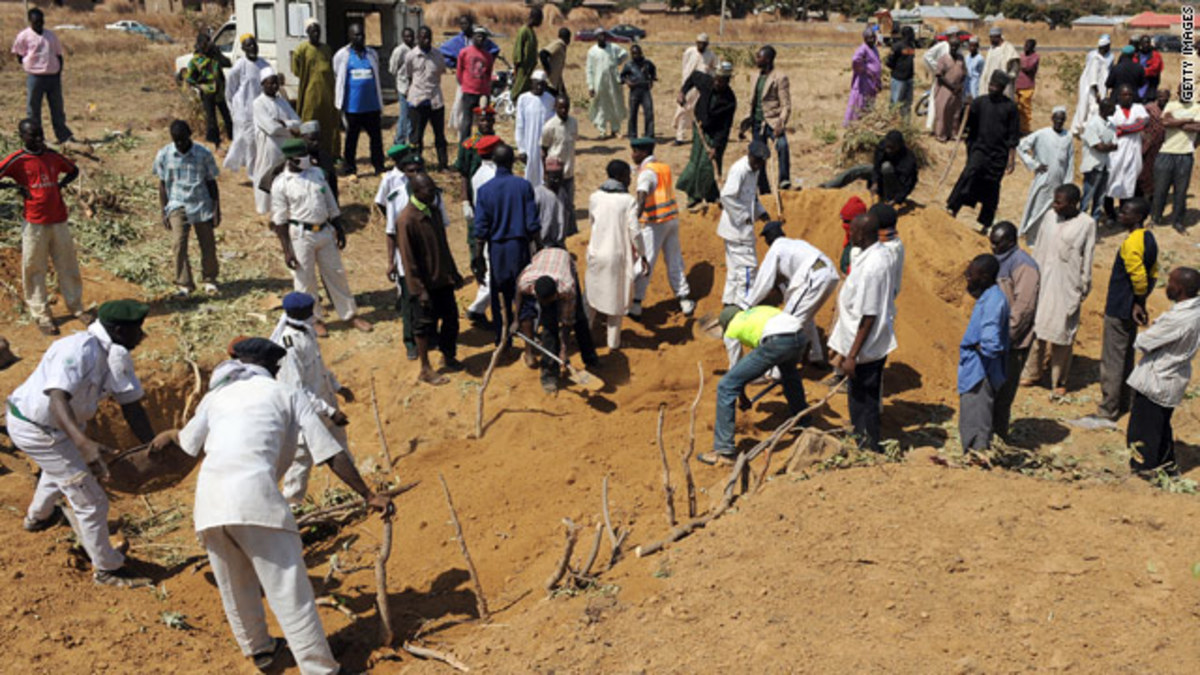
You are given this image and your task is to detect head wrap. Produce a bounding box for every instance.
[304,18,319,30]
[760,220,784,240]
[531,70,546,82]
[1098,34,1111,47]
[748,140,769,160]
[299,120,320,135]
[98,300,150,325]
[239,33,254,44]
[697,33,709,42]
[472,104,497,116]
[282,292,315,311]
[1121,45,1135,56]
[840,195,868,223]
[259,66,276,82]
[1052,105,1068,115]
[968,36,979,45]
[988,27,1002,37]
[231,337,287,365]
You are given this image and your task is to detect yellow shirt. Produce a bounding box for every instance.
[1160,100,1199,155]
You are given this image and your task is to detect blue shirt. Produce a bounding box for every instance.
[152,142,219,223]
[474,166,540,284]
[345,50,380,114]
[958,284,1010,394]
[964,52,985,97]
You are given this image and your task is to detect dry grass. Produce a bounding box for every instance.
[425,2,566,31]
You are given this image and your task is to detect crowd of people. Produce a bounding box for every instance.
[3,8,1200,673]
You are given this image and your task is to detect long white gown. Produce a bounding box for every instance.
[251,93,300,214]
[1071,49,1113,135]
[1016,127,1075,242]
[1106,103,1148,200]
[586,43,628,134]
[585,187,640,316]
[223,56,268,173]
[1031,211,1096,346]
[514,89,556,186]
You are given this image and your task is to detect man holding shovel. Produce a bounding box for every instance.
[516,247,599,393]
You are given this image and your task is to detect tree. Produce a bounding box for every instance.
[1000,1,1041,22]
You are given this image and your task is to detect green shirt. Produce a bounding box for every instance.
[753,74,767,125]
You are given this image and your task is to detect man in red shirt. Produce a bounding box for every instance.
[1137,35,1163,103]
[0,119,89,335]
[455,27,495,143]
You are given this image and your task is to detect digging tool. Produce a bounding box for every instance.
[693,124,723,183]
[512,330,603,390]
[749,381,780,404]
[768,139,786,221]
[936,102,972,194]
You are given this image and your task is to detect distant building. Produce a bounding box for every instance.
[1127,11,1184,31]
[1072,15,1132,30]
[892,5,981,30]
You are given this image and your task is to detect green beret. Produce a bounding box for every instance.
[630,137,656,149]
[281,138,308,158]
[98,299,150,325]
[387,143,410,159]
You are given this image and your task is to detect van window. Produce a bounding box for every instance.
[286,1,313,38]
[212,24,235,53]
[254,3,276,43]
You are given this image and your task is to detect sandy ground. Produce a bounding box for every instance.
[1,6,1200,674]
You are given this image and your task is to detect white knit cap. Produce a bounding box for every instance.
[259,66,276,82]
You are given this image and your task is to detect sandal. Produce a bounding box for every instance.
[253,637,289,672]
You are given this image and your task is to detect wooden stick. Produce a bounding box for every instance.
[295,482,419,528]
[636,379,845,557]
[579,522,604,579]
[179,357,202,427]
[544,518,581,592]
[402,642,471,672]
[438,473,490,621]
[682,362,703,518]
[375,519,395,646]
[475,306,510,439]
[316,596,358,620]
[370,374,394,471]
[601,475,623,570]
[655,403,676,527]
[937,103,972,194]
[693,122,723,182]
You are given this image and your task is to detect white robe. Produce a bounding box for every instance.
[1106,103,1148,200]
[1031,211,1096,346]
[1016,127,1075,242]
[981,41,1019,99]
[586,188,641,316]
[923,41,950,131]
[514,90,556,186]
[1071,49,1113,135]
[586,43,628,133]
[252,93,301,214]
[223,57,268,173]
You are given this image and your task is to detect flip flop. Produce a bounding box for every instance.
[253,637,289,672]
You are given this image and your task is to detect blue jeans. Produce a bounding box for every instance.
[890,77,913,117]
[713,332,808,454]
[26,73,73,143]
[392,93,411,145]
[1081,168,1111,220]
[752,121,791,191]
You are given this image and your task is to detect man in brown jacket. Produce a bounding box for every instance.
[396,173,464,385]
[739,45,792,192]
[988,221,1040,441]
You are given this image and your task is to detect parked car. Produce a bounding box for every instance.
[1153,34,1182,53]
[934,30,974,43]
[106,20,146,31]
[608,24,646,41]
[574,28,633,44]
[108,19,173,43]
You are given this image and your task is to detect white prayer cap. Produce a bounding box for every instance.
[697,33,709,42]
[304,18,319,30]
[531,70,546,82]
[1098,34,1111,46]
[717,61,734,76]
[300,120,320,135]
[988,26,1002,37]
[259,66,276,82]
[1052,105,1067,115]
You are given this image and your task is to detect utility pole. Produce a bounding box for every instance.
[720,0,726,37]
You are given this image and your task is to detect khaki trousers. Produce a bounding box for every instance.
[202,524,340,674]
[22,221,83,321]
[1016,88,1035,136]
[1021,338,1073,390]
[673,89,700,143]
[169,209,218,289]
[289,224,358,321]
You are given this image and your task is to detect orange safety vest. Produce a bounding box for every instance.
[639,161,679,225]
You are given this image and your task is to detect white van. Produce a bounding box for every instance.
[175,0,422,100]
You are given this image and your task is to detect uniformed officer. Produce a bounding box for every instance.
[270,291,353,504]
[5,299,157,587]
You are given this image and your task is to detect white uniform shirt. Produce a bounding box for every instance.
[636,155,659,194]
[471,160,498,202]
[742,237,838,316]
[276,319,341,419]
[179,368,344,533]
[8,322,143,429]
[1127,297,1200,408]
[828,242,897,363]
[882,236,906,297]
[717,156,767,243]
[271,167,341,226]
[762,312,805,340]
[376,171,451,277]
